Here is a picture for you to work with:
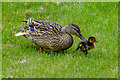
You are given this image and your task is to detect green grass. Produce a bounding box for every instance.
[0,2,2,80]
[2,2,118,78]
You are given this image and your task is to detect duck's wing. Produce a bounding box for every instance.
[23,17,63,34]
[15,17,63,43]
[15,25,60,44]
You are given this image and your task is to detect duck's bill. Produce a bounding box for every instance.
[79,35,87,41]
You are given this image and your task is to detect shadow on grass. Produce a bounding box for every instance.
[21,42,89,58]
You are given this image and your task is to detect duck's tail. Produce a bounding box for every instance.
[15,31,33,41]
[15,26,30,37]
[15,17,41,37]
[15,32,29,36]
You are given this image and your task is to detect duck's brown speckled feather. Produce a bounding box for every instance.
[16,17,86,52]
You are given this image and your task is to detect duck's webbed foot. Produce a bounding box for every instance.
[40,47,46,54]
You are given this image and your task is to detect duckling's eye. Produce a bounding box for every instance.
[92,38,95,41]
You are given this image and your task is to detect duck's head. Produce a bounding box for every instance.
[61,24,87,41]
[88,37,98,43]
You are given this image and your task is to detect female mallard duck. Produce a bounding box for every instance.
[15,17,87,52]
[76,36,98,55]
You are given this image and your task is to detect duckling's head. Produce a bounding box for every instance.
[61,24,87,41]
[88,37,98,43]
[76,36,98,55]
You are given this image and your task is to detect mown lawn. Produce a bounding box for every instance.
[2,2,118,78]
[0,2,2,79]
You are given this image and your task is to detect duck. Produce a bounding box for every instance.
[76,36,98,55]
[15,17,87,52]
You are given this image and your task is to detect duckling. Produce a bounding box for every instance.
[76,36,98,55]
[15,17,87,52]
